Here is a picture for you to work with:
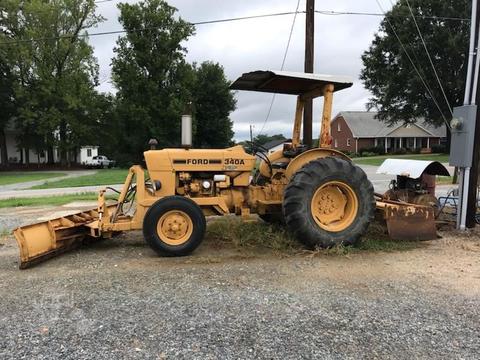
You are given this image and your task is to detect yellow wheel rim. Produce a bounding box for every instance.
[156,210,193,246]
[310,181,358,232]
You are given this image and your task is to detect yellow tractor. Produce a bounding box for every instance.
[13,70,432,269]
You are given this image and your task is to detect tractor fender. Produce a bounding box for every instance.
[285,148,350,180]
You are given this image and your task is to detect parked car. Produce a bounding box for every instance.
[85,155,115,168]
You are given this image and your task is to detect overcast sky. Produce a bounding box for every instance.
[90,0,393,141]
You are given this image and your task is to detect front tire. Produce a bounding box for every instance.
[283,157,375,248]
[143,196,206,256]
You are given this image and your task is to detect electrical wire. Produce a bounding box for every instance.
[257,0,301,137]
[0,8,470,46]
[375,0,451,130]
[404,0,454,117]
[0,11,306,45]
[315,10,468,22]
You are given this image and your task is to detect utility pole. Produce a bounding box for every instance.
[303,0,315,148]
[466,0,480,228]
[456,0,479,229]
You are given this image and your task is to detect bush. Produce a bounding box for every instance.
[359,146,384,156]
[360,151,377,157]
[431,144,446,153]
[393,148,407,155]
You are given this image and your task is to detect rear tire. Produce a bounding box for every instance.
[143,196,206,256]
[283,157,375,248]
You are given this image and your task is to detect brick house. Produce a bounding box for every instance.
[331,111,446,154]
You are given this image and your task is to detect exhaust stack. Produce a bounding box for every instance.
[181,102,192,148]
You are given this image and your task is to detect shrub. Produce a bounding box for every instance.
[360,146,384,156]
[431,144,446,153]
[393,148,407,155]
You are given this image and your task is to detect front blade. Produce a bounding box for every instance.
[13,208,103,269]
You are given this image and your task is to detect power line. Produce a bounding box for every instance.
[374,0,451,129]
[315,10,469,22]
[258,0,302,136]
[0,11,305,45]
[404,0,454,117]
[0,8,470,46]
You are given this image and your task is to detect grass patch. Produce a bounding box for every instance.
[353,153,449,166]
[0,192,108,208]
[205,217,421,256]
[0,172,65,186]
[206,216,300,253]
[31,169,128,189]
[437,176,455,185]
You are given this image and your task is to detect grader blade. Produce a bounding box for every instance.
[376,199,437,241]
[13,206,115,269]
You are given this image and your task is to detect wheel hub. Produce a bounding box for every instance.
[311,181,358,232]
[157,210,193,245]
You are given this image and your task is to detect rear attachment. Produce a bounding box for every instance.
[376,195,437,241]
[13,204,117,269]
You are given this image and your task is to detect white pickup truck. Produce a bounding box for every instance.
[85,155,115,168]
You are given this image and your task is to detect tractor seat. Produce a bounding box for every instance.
[272,161,289,169]
[283,144,308,158]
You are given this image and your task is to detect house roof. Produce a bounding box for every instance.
[334,111,446,138]
[230,70,353,96]
[262,138,290,150]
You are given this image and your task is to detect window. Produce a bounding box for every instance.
[347,138,351,147]
[337,122,341,131]
[334,139,338,148]
[87,148,92,157]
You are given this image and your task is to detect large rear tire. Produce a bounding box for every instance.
[283,157,375,248]
[143,196,206,256]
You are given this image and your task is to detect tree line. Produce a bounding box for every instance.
[0,0,235,167]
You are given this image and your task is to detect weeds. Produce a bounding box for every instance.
[205,216,420,257]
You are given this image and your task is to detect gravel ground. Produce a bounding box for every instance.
[0,207,479,359]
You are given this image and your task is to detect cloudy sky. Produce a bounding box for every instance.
[90,0,394,141]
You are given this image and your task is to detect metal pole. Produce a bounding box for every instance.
[466,14,480,227]
[303,0,314,148]
[458,0,479,229]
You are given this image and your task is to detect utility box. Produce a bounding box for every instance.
[449,105,477,167]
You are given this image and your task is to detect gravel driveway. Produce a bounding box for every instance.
[1,223,479,359]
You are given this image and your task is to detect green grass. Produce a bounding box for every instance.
[31,169,128,189]
[0,172,65,186]
[0,193,103,208]
[437,176,455,185]
[353,153,449,166]
[205,217,420,255]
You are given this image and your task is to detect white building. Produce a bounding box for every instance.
[0,122,99,165]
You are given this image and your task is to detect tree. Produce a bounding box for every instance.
[111,0,195,163]
[253,134,286,145]
[192,62,235,148]
[361,0,470,133]
[1,0,103,165]
[0,54,16,166]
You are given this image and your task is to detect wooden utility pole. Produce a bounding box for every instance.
[303,0,315,148]
[466,0,480,228]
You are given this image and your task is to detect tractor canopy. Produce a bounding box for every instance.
[230,70,353,97]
